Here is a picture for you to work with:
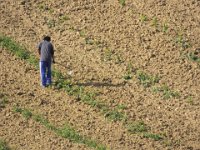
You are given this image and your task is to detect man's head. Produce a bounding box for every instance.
[43,36,51,41]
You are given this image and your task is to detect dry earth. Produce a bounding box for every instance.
[0,0,200,150]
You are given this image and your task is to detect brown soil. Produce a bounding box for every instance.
[0,0,200,150]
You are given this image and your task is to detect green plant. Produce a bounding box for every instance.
[123,63,133,80]
[119,0,125,6]
[114,54,124,64]
[38,4,46,10]
[127,121,148,133]
[102,49,113,61]
[105,109,126,122]
[13,106,23,113]
[0,35,31,60]
[175,34,190,49]
[0,94,8,108]
[187,52,200,63]
[14,107,107,150]
[152,85,180,99]
[22,109,32,119]
[0,139,10,150]
[48,8,54,14]
[152,17,158,27]
[186,96,194,105]
[123,73,132,80]
[136,70,160,87]
[117,104,127,110]
[85,37,95,45]
[47,19,55,28]
[79,30,85,37]
[143,133,163,141]
[140,14,147,22]
[27,55,38,67]
[163,23,168,33]
[59,15,70,23]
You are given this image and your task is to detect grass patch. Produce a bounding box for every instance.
[119,0,125,6]
[152,17,158,27]
[0,35,38,68]
[140,14,147,22]
[152,85,180,99]
[143,133,163,141]
[127,121,148,133]
[59,15,70,23]
[186,96,195,105]
[136,70,160,87]
[187,52,200,63]
[0,93,8,108]
[0,139,10,150]
[13,107,107,150]
[85,37,95,45]
[47,19,56,28]
[175,34,190,49]
[162,23,168,33]
[104,109,127,122]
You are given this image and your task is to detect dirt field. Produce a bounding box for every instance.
[0,0,200,150]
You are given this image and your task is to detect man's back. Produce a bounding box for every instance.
[38,40,54,62]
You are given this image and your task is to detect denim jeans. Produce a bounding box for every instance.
[39,61,51,86]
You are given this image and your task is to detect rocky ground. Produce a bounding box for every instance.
[0,0,200,149]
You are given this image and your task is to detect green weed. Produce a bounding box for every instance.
[114,54,124,64]
[187,52,200,63]
[0,139,10,150]
[85,37,95,45]
[117,104,127,110]
[186,96,194,105]
[0,35,31,60]
[38,4,46,10]
[136,70,160,87]
[175,34,190,49]
[123,73,132,80]
[48,8,54,14]
[163,23,168,33]
[105,109,126,122]
[152,85,180,99]
[14,107,107,150]
[140,14,147,22]
[0,94,8,108]
[143,133,163,141]
[119,0,125,6]
[13,106,23,113]
[127,121,148,133]
[79,30,85,37]
[59,15,70,23]
[101,49,113,61]
[22,109,32,119]
[47,19,56,28]
[27,55,38,68]
[152,17,158,27]
[123,63,133,80]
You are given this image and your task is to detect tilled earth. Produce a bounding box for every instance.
[0,0,200,150]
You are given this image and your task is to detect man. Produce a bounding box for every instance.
[38,36,55,87]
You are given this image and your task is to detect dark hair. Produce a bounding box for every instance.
[43,36,51,41]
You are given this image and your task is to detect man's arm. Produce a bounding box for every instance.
[37,42,42,55]
[51,44,55,63]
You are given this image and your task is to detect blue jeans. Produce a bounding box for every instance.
[40,61,52,86]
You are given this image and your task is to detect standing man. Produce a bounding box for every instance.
[38,36,55,87]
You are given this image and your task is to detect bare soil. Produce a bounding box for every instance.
[0,0,200,150]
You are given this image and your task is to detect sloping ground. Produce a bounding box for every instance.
[0,47,170,149]
[0,0,200,150]
[0,49,91,150]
